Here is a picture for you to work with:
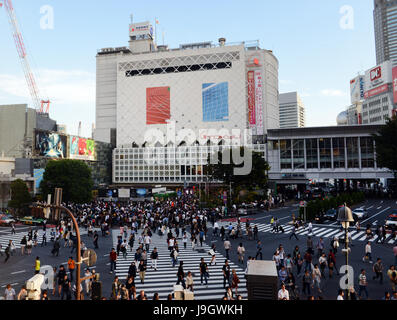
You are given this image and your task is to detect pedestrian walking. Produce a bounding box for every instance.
[255,240,263,260]
[20,236,27,255]
[289,224,299,240]
[199,258,209,286]
[186,271,194,292]
[4,284,16,300]
[209,244,216,266]
[150,247,158,271]
[34,256,41,275]
[176,261,186,289]
[61,274,71,300]
[93,231,99,249]
[372,258,384,284]
[68,257,76,282]
[224,238,231,260]
[358,269,369,300]
[109,248,117,274]
[231,269,240,296]
[222,259,231,288]
[363,241,373,263]
[237,243,245,265]
[138,260,147,284]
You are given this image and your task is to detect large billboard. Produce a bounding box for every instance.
[364,61,392,93]
[70,136,96,161]
[202,82,229,122]
[254,71,264,135]
[247,71,256,128]
[146,87,171,125]
[393,66,397,104]
[35,130,67,158]
[350,75,365,104]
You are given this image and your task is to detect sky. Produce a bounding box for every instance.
[0,0,376,138]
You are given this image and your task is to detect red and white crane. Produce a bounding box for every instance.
[0,0,50,114]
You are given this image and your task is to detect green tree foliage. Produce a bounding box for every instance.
[8,179,31,215]
[206,147,270,192]
[40,160,93,204]
[373,116,397,176]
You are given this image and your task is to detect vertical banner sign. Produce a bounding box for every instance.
[393,66,397,104]
[254,71,264,135]
[247,71,256,134]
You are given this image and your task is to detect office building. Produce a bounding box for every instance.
[279,92,305,128]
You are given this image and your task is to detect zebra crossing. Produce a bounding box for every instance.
[0,227,89,251]
[218,221,397,244]
[112,230,247,300]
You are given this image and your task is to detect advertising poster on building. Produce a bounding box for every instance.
[254,71,264,135]
[350,76,365,104]
[202,82,229,122]
[70,136,96,161]
[247,71,256,133]
[35,130,67,158]
[146,87,171,125]
[364,61,392,93]
[392,66,397,105]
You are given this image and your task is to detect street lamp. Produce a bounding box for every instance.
[337,204,354,300]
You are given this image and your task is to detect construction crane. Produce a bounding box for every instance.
[0,0,50,114]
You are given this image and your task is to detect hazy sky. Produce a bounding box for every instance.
[0,0,375,137]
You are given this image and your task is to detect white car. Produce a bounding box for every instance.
[385,214,397,228]
[352,208,368,220]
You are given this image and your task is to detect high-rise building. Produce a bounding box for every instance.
[278,92,305,129]
[374,0,397,66]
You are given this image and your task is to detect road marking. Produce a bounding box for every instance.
[367,206,374,210]
[376,206,382,210]
[352,231,365,240]
[360,207,390,224]
[11,270,26,275]
[372,220,378,225]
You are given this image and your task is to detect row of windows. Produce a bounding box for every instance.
[275,137,375,170]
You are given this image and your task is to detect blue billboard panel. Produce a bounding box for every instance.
[34,168,45,190]
[202,82,229,122]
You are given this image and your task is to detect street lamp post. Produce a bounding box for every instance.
[37,203,83,300]
[337,204,355,300]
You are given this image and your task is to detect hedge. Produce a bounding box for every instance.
[299,192,365,221]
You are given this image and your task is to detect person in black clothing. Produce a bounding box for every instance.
[128,233,135,252]
[128,262,137,279]
[200,258,209,286]
[255,241,263,260]
[57,265,67,296]
[61,274,71,300]
[41,233,47,247]
[52,240,60,256]
[176,261,186,289]
[222,260,231,288]
[220,226,225,241]
[4,245,10,263]
[93,231,99,249]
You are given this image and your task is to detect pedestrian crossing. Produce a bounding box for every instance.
[218,221,397,244]
[0,227,90,251]
[112,230,247,300]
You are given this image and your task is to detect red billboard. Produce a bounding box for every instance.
[247,71,256,126]
[146,87,171,125]
[393,67,397,104]
[364,84,389,99]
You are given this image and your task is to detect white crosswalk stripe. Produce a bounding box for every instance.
[217,221,397,244]
[0,228,89,251]
[112,230,247,300]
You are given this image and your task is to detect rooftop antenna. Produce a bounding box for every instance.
[130,14,133,24]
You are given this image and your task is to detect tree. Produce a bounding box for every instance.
[206,147,270,201]
[40,159,93,204]
[373,116,397,191]
[8,179,31,216]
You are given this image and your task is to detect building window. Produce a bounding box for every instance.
[346,137,360,168]
[292,140,305,169]
[306,139,318,169]
[319,138,332,169]
[360,137,375,168]
[333,138,345,169]
[280,140,292,169]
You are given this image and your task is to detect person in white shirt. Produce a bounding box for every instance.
[278,283,289,300]
[363,242,373,263]
[144,235,151,252]
[337,290,344,300]
[84,269,92,295]
[4,284,15,300]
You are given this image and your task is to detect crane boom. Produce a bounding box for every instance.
[1,0,50,114]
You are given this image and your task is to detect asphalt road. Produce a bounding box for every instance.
[0,199,396,300]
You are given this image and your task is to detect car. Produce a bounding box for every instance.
[0,214,16,226]
[237,208,248,216]
[323,209,338,221]
[352,208,368,220]
[385,213,397,228]
[18,216,45,225]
